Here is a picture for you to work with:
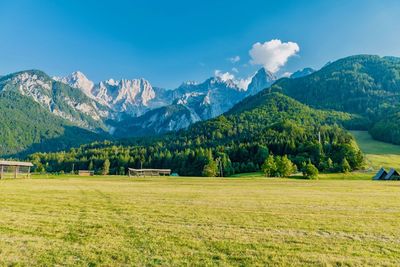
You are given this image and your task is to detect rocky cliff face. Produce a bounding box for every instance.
[246,68,276,96]
[2,70,109,130]
[55,72,170,117]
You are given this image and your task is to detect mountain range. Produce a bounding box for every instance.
[0,67,277,156]
[2,54,400,159]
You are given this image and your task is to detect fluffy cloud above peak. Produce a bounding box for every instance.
[236,77,252,90]
[228,55,241,63]
[214,70,252,90]
[249,39,300,73]
[214,70,235,82]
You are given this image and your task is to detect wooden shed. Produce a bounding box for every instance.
[78,170,94,176]
[128,168,171,177]
[0,160,34,179]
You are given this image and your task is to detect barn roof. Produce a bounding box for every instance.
[384,168,400,180]
[373,168,387,180]
[0,160,34,167]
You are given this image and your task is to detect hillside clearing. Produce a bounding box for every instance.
[0,176,399,266]
[351,131,400,170]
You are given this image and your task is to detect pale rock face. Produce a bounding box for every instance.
[63,97,102,121]
[52,108,90,128]
[246,67,277,96]
[58,72,158,117]
[5,71,110,130]
[11,72,53,111]
[93,78,156,116]
[176,92,205,105]
[54,71,94,97]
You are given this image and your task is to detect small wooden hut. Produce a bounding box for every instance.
[128,168,171,177]
[78,170,94,176]
[0,160,34,179]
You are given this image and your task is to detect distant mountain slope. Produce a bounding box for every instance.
[113,79,242,137]
[113,104,202,137]
[273,55,400,113]
[0,90,103,157]
[0,70,111,130]
[246,68,276,95]
[0,70,110,157]
[270,55,400,143]
[290,67,315,79]
[114,75,268,136]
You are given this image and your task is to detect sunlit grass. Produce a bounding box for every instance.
[0,176,399,265]
[351,130,400,170]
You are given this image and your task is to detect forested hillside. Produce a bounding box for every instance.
[0,91,103,157]
[271,55,400,143]
[30,93,363,176]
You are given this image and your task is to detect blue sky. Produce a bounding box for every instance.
[1,0,400,88]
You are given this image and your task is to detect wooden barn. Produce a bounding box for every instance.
[78,170,94,176]
[128,168,171,177]
[0,160,33,179]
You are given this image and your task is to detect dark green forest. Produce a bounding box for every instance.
[30,93,363,176]
[0,91,102,157]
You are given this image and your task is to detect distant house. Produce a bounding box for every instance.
[384,168,400,180]
[373,168,387,180]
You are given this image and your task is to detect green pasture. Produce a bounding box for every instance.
[351,131,400,170]
[0,176,399,266]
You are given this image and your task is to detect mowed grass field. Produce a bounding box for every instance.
[351,131,400,170]
[1,176,400,266]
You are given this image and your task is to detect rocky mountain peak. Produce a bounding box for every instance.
[53,71,94,97]
[290,68,316,79]
[246,67,277,95]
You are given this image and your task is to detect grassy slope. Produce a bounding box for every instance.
[351,130,400,170]
[1,176,400,266]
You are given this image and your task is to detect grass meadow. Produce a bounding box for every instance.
[351,131,400,170]
[1,175,400,266]
[0,131,398,265]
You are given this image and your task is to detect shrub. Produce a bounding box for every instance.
[303,162,319,179]
[262,155,277,177]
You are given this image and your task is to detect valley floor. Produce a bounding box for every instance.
[1,176,399,266]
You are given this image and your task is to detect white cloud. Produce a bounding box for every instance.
[214,70,235,82]
[249,39,300,73]
[281,72,292,78]
[231,67,239,73]
[236,77,252,90]
[214,70,252,90]
[228,55,240,63]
